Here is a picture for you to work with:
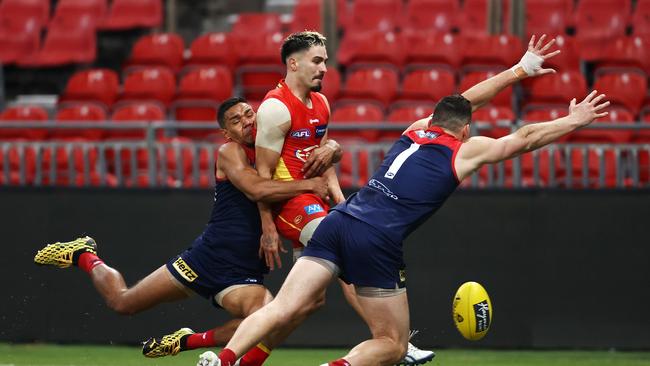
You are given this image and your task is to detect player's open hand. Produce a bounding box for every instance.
[309,176,330,201]
[259,226,286,270]
[568,90,610,127]
[513,34,561,78]
[302,143,337,178]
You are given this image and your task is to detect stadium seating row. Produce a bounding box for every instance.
[0,0,162,65]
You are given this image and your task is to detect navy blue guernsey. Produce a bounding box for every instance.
[333,126,462,244]
[191,143,266,275]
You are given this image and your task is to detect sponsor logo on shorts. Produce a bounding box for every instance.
[290,128,311,139]
[368,179,399,200]
[315,125,327,138]
[295,145,319,162]
[415,130,439,139]
[473,300,490,332]
[304,204,324,215]
[172,257,198,283]
[294,215,303,225]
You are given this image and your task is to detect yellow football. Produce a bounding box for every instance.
[452,281,493,341]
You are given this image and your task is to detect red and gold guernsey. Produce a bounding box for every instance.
[262,80,331,248]
[263,79,330,181]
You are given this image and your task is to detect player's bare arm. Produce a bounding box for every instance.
[256,98,292,270]
[455,91,610,180]
[216,142,328,203]
[462,34,561,112]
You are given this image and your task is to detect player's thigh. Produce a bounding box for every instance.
[124,265,191,308]
[220,285,272,318]
[357,291,410,344]
[273,257,336,316]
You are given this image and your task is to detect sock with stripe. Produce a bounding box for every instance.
[239,343,271,366]
[218,348,237,366]
[181,329,216,350]
[77,252,104,274]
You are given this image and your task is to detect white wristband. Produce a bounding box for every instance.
[513,51,544,76]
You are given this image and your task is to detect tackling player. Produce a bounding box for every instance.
[33,97,329,363]
[197,35,610,366]
[254,31,434,365]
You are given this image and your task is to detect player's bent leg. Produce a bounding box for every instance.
[217,257,336,365]
[335,290,410,366]
[96,265,190,315]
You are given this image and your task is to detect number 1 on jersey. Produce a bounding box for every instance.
[384,143,420,179]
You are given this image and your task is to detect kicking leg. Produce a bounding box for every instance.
[212,257,336,366]
[328,291,410,366]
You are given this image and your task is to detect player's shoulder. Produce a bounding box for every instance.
[258,98,291,119]
[218,141,246,160]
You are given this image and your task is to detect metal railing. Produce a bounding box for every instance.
[1,120,649,189]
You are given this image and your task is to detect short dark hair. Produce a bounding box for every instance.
[430,95,472,132]
[217,97,248,128]
[280,31,327,65]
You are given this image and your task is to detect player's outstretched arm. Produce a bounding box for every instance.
[462,34,561,112]
[455,91,610,180]
[217,143,328,203]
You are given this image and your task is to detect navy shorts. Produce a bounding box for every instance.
[303,210,406,289]
[166,245,265,308]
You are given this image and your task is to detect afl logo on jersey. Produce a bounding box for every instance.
[290,128,311,139]
[295,145,319,162]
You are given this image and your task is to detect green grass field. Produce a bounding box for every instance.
[1,344,649,366]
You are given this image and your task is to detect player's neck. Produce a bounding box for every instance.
[284,75,312,106]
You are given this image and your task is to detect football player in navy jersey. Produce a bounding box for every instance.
[34,97,331,362]
[199,35,609,366]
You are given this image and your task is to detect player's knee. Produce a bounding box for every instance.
[107,297,137,316]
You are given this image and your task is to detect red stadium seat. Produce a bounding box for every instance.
[18,15,96,66]
[472,106,515,138]
[399,68,456,103]
[109,102,165,139]
[460,0,509,35]
[127,33,185,72]
[337,31,404,67]
[633,0,650,37]
[60,69,119,107]
[320,67,341,103]
[101,0,162,30]
[385,102,434,139]
[0,0,50,26]
[231,13,282,36]
[173,66,232,137]
[595,36,650,73]
[633,110,650,143]
[54,103,107,140]
[575,0,631,60]
[459,34,523,70]
[0,105,49,140]
[403,31,461,68]
[235,32,285,100]
[592,71,647,115]
[121,67,177,106]
[237,32,284,66]
[568,107,634,143]
[501,148,564,187]
[523,0,573,39]
[521,106,569,141]
[460,71,512,108]
[346,0,403,33]
[341,66,399,107]
[542,35,581,72]
[338,146,371,188]
[51,0,107,26]
[330,102,385,142]
[0,17,41,65]
[289,0,321,33]
[187,32,238,71]
[525,71,588,106]
[401,0,459,34]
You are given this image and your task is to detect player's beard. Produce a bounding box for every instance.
[310,84,322,92]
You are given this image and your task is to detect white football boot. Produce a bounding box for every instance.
[398,330,436,366]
